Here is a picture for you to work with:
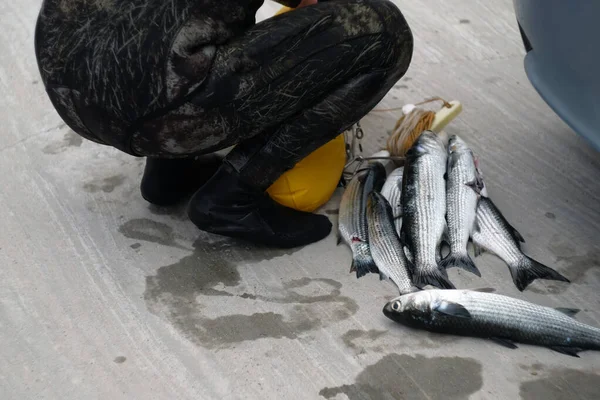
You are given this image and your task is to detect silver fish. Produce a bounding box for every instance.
[338,162,386,278]
[380,167,404,237]
[441,135,482,276]
[383,289,599,357]
[401,131,454,289]
[471,197,569,291]
[367,191,418,294]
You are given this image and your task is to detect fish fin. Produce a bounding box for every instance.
[472,242,485,257]
[440,253,482,277]
[471,287,496,293]
[555,308,580,318]
[491,337,518,349]
[379,271,390,281]
[336,232,342,246]
[508,256,570,291]
[443,172,448,181]
[465,179,482,195]
[511,227,525,244]
[549,346,582,358]
[434,301,471,318]
[414,267,455,289]
[352,256,379,279]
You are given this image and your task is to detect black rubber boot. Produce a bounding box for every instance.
[141,155,222,206]
[187,163,332,248]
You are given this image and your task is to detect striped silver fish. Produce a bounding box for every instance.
[471,197,569,291]
[384,289,598,357]
[380,167,404,237]
[338,163,386,278]
[401,131,454,289]
[441,135,482,276]
[367,191,418,294]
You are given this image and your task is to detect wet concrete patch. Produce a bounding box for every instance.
[545,212,556,220]
[119,219,189,250]
[83,175,126,193]
[130,243,141,250]
[459,19,470,24]
[520,368,600,400]
[113,356,126,364]
[142,238,358,348]
[519,363,544,377]
[42,130,83,154]
[527,243,600,294]
[342,329,387,353]
[319,354,482,400]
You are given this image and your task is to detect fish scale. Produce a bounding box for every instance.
[367,191,417,295]
[338,163,386,278]
[401,131,452,289]
[442,135,481,276]
[384,289,600,356]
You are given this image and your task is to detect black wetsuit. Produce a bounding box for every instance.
[35,0,413,247]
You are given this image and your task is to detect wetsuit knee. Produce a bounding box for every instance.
[366,0,414,77]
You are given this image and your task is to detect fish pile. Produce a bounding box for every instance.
[339,131,569,292]
[338,131,600,356]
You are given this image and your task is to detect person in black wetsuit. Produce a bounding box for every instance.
[34,0,413,248]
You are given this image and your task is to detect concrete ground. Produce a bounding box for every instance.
[1,0,599,399]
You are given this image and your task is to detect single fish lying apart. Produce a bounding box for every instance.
[471,197,569,291]
[383,289,600,357]
[338,162,386,278]
[367,191,419,295]
[380,167,404,237]
[401,131,454,289]
[442,135,482,277]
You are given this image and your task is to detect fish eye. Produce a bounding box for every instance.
[392,301,401,311]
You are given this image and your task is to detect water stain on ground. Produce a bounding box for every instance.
[83,175,126,193]
[119,218,189,250]
[544,242,600,288]
[342,329,387,353]
[113,356,127,364]
[520,368,600,400]
[525,241,599,294]
[319,354,482,400]
[142,237,358,348]
[545,212,556,220]
[459,19,471,24]
[484,76,502,85]
[43,130,83,154]
[519,363,545,376]
[130,243,141,250]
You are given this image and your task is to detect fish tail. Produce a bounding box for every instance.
[350,256,379,279]
[509,256,570,291]
[413,265,455,289]
[440,252,482,277]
